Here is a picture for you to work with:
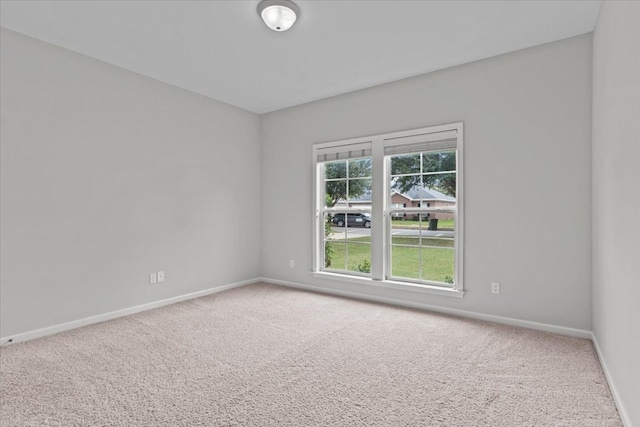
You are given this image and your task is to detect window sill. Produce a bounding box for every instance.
[312,271,465,298]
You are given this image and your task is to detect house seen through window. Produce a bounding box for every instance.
[313,123,464,294]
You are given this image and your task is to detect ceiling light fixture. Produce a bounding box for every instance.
[257,0,300,32]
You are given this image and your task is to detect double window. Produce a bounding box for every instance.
[313,123,464,296]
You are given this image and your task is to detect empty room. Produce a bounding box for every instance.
[1,1,638,426]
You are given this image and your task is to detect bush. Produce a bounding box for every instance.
[357,259,371,273]
[324,221,333,267]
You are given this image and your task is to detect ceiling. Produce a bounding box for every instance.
[0,0,601,114]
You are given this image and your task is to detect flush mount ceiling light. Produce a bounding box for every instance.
[257,0,300,32]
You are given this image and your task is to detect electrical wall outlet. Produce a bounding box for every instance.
[289,260,295,269]
[150,273,157,284]
[157,271,165,282]
[491,282,500,294]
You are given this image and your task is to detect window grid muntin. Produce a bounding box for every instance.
[321,158,372,275]
[387,148,457,287]
[312,122,463,295]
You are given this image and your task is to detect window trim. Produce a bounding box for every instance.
[312,122,464,298]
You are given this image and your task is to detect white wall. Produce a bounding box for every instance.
[2,13,635,422]
[592,2,640,426]
[0,29,262,338]
[261,34,593,331]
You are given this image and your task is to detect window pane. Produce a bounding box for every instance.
[390,234,421,246]
[421,247,455,283]
[326,214,343,235]
[323,213,340,269]
[391,153,420,176]
[422,151,456,173]
[390,220,454,244]
[326,212,372,231]
[323,213,371,274]
[325,241,346,270]
[348,179,371,203]
[422,216,456,233]
[346,242,371,274]
[390,226,454,283]
[325,180,346,208]
[391,245,420,280]
[348,158,372,178]
[423,173,456,199]
[390,216,427,246]
[390,174,421,195]
[325,161,346,179]
[422,236,454,248]
[437,218,455,231]
[324,240,371,274]
[389,207,407,220]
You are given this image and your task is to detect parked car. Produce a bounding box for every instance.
[332,213,372,228]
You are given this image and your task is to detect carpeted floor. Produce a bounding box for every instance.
[0,283,621,426]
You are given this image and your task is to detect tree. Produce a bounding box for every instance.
[390,151,456,197]
[324,159,372,207]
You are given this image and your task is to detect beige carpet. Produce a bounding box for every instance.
[0,283,621,426]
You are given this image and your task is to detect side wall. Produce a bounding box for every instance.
[592,2,640,426]
[0,30,262,337]
[261,34,593,331]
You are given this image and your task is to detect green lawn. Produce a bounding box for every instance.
[390,219,455,231]
[325,236,454,283]
[391,245,454,283]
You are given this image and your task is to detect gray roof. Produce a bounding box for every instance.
[349,192,372,202]
[349,185,454,203]
[401,186,455,202]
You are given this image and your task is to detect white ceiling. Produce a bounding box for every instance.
[0,0,601,114]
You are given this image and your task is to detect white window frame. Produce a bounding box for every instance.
[312,122,464,298]
[313,137,374,276]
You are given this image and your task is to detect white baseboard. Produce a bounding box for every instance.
[4,276,590,343]
[269,278,629,423]
[591,333,633,427]
[0,277,260,346]
[262,277,592,339]
[4,276,626,424]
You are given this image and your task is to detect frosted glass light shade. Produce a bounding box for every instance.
[257,0,300,32]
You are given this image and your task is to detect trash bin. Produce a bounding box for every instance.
[428,218,439,230]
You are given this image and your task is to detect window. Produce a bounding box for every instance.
[388,149,457,285]
[317,141,373,275]
[313,123,464,297]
